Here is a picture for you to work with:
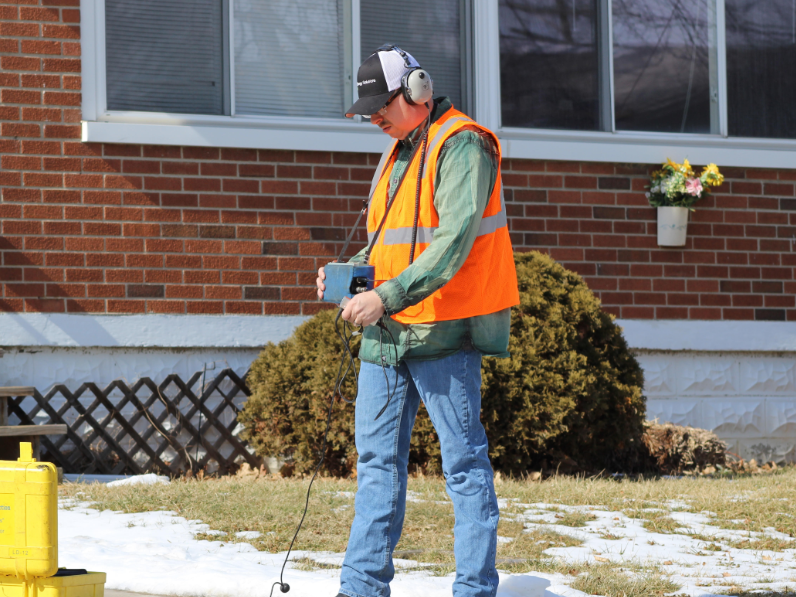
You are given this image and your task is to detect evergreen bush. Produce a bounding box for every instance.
[239,251,646,476]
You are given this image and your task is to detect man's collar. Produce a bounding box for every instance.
[401,97,452,150]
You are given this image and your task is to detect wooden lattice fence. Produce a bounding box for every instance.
[8,368,262,476]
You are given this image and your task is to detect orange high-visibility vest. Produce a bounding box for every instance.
[367,107,519,324]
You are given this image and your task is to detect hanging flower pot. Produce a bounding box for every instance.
[657,206,689,247]
[646,159,725,248]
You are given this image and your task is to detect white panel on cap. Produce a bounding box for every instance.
[377,50,419,92]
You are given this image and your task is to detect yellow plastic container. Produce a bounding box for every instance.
[0,443,58,579]
[0,572,105,597]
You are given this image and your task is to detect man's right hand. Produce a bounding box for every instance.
[316,266,326,300]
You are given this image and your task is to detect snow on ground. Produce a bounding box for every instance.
[58,494,796,597]
[58,501,549,597]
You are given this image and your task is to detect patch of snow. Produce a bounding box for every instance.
[235,531,261,539]
[106,473,170,487]
[59,505,552,597]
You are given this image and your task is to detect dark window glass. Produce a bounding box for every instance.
[106,0,224,115]
[613,0,714,134]
[726,0,796,138]
[361,0,468,114]
[499,0,600,130]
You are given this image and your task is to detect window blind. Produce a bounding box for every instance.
[233,0,345,118]
[360,0,466,113]
[105,0,224,115]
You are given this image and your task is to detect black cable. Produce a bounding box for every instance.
[374,318,399,421]
[269,309,360,596]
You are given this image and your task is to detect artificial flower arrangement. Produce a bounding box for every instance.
[646,159,724,208]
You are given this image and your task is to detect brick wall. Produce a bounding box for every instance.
[1,0,795,320]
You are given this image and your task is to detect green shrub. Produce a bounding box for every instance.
[239,251,646,476]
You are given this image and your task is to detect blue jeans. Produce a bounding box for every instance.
[339,349,499,597]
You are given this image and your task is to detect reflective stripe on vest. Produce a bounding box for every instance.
[372,187,508,246]
[368,141,398,204]
[422,116,471,177]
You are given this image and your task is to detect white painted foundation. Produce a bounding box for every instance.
[1,314,794,464]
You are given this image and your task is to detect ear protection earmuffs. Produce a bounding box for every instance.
[376,44,434,106]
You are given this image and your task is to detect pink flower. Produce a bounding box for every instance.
[685,177,703,197]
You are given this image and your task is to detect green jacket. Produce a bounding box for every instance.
[352,98,512,365]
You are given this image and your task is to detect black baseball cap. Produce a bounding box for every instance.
[345,47,420,117]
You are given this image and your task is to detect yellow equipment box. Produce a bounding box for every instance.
[0,443,58,579]
[0,571,105,597]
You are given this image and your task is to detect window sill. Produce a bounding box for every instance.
[497,127,796,169]
[83,115,796,169]
[82,113,391,154]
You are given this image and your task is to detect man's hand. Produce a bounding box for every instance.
[341,290,385,327]
[316,266,326,300]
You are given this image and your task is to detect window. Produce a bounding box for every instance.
[82,0,796,167]
[498,0,796,144]
[360,0,472,114]
[97,0,470,120]
[105,0,227,115]
[233,1,347,118]
[499,0,602,131]
[726,0,796,139]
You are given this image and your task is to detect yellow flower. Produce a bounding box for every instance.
[681,159,694,176]
[666,158,679,169]
[702,163,724,186]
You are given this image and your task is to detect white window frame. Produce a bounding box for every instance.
[82,0,796,168]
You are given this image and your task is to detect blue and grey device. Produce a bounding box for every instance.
[322,262,375,305]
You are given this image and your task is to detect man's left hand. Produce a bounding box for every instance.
[341,290,385,327]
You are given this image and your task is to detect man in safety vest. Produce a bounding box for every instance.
[316,46,519,597]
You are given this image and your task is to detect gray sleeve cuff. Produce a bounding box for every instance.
[374,279,410,316]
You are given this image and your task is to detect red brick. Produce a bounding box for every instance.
[2,155,41,170]
[264,302,300,315]
[187,301,224,314]
[21,140,61,155]
[3,220,41,235]
[43,221,79,235]
[162,161,199,175]
[182,147,220,160]
[23,107,61,121]
[144,176,181,191]
[122,160,161,174]
[2,123,40,137]
[146,301,185,314]
[259,149,294,163]
[104,175,142,189]
[61,8,80,22]
[21,41,61,56]
[106,238,143,252]
[43,156,80,171]
[107,300,146,314]
[227,302,263,315]
[184,270,219,284]
[43,91,80,106]
[25,236,62,251]
[43,124,80,138]
[144,239,182,252]
[2,89,41,104]
[23,172,62,187]
[0,24,39,39]
[240,164,275,178]
[85,253,124,267]
[221,148,257,162]
[63,76,80,89]
[67,239,105,252]
[77,281,123,299]
[198,194,236,209]
[21,74,61,89]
